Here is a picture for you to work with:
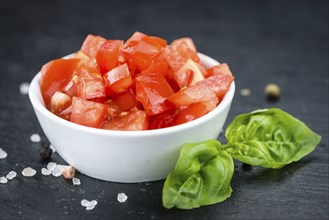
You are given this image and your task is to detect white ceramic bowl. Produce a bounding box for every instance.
[29,53,235,183]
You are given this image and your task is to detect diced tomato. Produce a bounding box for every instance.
[101,110,148,131]
[80,34,106,59]
[96,40,124,74]
[121,32,167,73]
[173,102,216,126]
[103,63,132,95]
[63,74,79,97]
[141,57,170,79]
[206,63,233,77]
[73,50,90,61]
[170,37,197,52]
[50,91,72,115]
[167,83,219,107]
[148,109,176,130]
[164,40,200,72]
[70,97,107,128]
[136,72,174,115]
[112,89,137,111]
[40,58,80,108]
[197,75,234,100]
[173,59,205,88]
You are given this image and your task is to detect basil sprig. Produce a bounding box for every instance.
[162,108,321,209]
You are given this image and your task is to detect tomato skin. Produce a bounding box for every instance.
[167,83,219,107]
[80,34,106,59]
[206,63,233,77]
[70,97,107,128]
[197,75,234,100]
[136,72,174,115]
[50,91,72,114]
[96,40,123,74]
[101,110,148,131]
[103,63,132,95]
[40,58,80,108]
[121,32,167,73]
[112,89,137,111]
[171,37,197,52]
[173,59,205,88]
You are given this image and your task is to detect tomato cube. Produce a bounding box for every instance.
[167,83,219,107]
[121,32,167,73]
[96,40,124,74]
[170,37,197,52]
[50,91,72,115]
[206,63,233,77]
[40,58,80,108]
[136,73,174,115]
[101,110,148,131]
[80,34,107,59]
[70,97,107,128]
[112,89,138,111]
[103,63,132,95]
[148,109,176,130]
[197,75,234,100]
[173,59,205,88]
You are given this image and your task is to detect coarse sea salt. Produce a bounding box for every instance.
[41,168,52,176]
[81,199,97,210]
[117,193,128,203]
[52,165,66,177]
[0,176,8,184]
[72,177,81,185]
[47,162,57,171]
[22,167,36,177]
[0,148,7,159]
[19,82,30,94]
[49,144,56,153]
[6,171,17,180]
[30,133,41,143]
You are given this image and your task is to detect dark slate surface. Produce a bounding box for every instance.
[1,1,328,219]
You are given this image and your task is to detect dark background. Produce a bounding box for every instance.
[0,0,328,219]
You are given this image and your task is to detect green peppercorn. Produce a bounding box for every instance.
[265,83,280,101]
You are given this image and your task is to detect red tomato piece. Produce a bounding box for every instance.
[136,72,174,115]
[197,75,234,100]
[101,110,148,131]
[173,59,205,88]
[96,40,124,74]
[206,63,233,77]
[148,109,176,130]
[103,63,132,95]
[121,32,167,73]
[112,89,137,111]
[164,40,200,72]
[40,58,80,108]
[70,97,107,128]
[50,91,72,115]
[63,74,79,97]
[167,83,219,107]
[80,34,106,59]
[173,102,216,126]
[170,37,197,52]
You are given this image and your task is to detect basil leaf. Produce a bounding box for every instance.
[224,108,321,168]
[162,140,234,209]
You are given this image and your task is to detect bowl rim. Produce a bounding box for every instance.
[29,52,235,138]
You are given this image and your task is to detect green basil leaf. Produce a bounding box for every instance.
[162,140,234,209]
[224,108,321,168]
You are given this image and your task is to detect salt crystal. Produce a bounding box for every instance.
[19,82,30,94]
[62,166,75,179]
[72,177,81,185]
[117,193,128,203]
[240,88,251,97]
[0,148,7,159]
[49,144,56,153]
[6,171,17,180]
[47,162,57,171]
[81,199,90,207]
[22,167,36,177]
[86,200,97,210]
[52,165,66,177]
[0,176,8,184]
[30,133,41,143]
[41,168,52,176]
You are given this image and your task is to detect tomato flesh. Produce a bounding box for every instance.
[103,63,132,95]
[206,63,233,77]
[70,97,107,128]
[136,72,174,115]
[197,75,234,100]
[80,34,106,59]
[101,110,148,131]
[173,102,215,125]
[40,58,80,108]
[96,40,123,74]
[112,89,138,111]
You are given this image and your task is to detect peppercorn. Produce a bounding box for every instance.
[39,145,52,160]
[265,83,280,101]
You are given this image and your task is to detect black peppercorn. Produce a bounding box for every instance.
[39,145,52,160]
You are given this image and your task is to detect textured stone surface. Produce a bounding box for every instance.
[0,1,328,219]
